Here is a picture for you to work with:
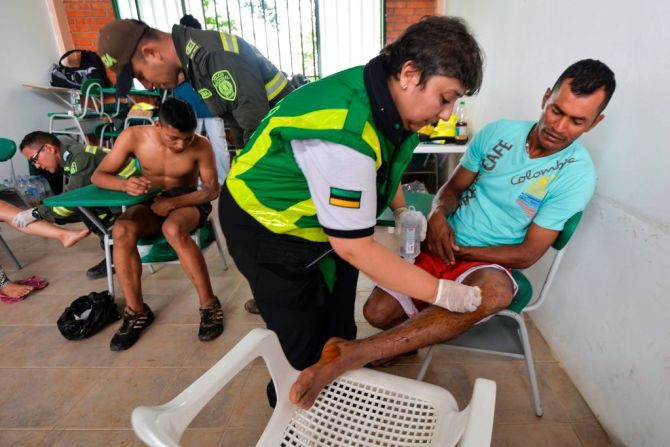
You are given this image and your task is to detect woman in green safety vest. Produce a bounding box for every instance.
[219,16,485,406]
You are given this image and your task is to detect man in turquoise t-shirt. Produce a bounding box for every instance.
[287,59,617,410]
[449,118,596,248]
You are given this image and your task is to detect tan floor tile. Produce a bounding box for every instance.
[572,421,613,446]
[461,362,570,424]
[537,363,598,423]
[224,365,273,429]
[492,423,582,447]
[0,325,23,347]
[39,429,144,446]
[0,369,99,428]
[180,429,225,447]
[0,429,48,446]
[0,325,118,367]
[56,368,179,429]
[0,292,75,325]
[218,427,265,447]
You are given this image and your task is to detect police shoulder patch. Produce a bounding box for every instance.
[211,70,237,101]
[198,88,213,99]
[329,187,361,209]
[185,39,201,58]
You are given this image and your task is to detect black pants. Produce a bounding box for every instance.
[219,184,358,371]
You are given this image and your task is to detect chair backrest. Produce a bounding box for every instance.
[0,138,16,162]
[525,211,583,312]
[78,78,105,117]
[552,211,582,250]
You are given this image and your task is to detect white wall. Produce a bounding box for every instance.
[0,0,63,179]
[443,1,670,445]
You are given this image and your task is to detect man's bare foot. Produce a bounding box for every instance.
[289,337,370,410]
[61,228,90,248]
[0,282,33,299]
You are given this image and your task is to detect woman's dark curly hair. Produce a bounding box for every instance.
[380,16,484,96]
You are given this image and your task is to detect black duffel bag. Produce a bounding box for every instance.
[50,49,112,89]
[57,291,120,340]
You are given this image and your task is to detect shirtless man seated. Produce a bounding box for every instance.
[287,59,616,409]
[91,97,221,351]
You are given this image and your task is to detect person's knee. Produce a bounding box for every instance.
[479,282,514,315]
[363,288,404,329]
[112,220,139,246]
[161,220,190,245]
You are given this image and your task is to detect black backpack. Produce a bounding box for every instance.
[50,49,112,89]
[57,291,121,340]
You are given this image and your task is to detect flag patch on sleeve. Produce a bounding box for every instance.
[329,187,361,209]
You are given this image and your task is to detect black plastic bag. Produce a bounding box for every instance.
[50,49,111,89]
[57,291,120,340]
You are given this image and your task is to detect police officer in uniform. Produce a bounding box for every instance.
[97,19,293,147]
[16,131,137,278]
[220,16,485,406]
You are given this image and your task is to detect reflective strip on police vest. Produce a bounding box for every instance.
[117,159,137,179]
[84,145,98,154]
[227,109,382,241]
[219,33,239,53]
[53,206,75,217]
[265,71,289,101]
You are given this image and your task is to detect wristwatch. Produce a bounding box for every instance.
[31,208,42,220]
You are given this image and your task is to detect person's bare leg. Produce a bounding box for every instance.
[0,201,90,248]
[0,281,33,299]
[112,206,162,313]
[290,268,515,409]
[161,208,216,307]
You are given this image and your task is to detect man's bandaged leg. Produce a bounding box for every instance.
[434,279,481,313]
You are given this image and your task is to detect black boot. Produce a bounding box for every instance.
[86,258,113,279]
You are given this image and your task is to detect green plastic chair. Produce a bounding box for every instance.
[48,78,115,144]
[0,138,23,269]
[416,212,583,417]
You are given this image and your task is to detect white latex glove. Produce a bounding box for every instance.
[393,206,428,241]
[12,208,38,229]
[434,279,482,313]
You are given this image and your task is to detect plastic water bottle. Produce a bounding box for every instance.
[16,176,27,194]
[37,176,53,200]
[25,177,40,206]
[399,206,423,262]
[454,100,468,145]
[70,89,82,115]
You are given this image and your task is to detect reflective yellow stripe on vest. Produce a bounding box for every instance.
[227,109,382,241]
[117,158,137,179]
[53,206,75,217]
[219,33,239,53]
[84,145,98,154]
[265,71,289,101]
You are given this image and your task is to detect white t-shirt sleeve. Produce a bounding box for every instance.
[291,138,377,238]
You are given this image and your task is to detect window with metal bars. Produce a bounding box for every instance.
[114,0,321,80]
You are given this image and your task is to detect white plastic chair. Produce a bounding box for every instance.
[132,328,496,447]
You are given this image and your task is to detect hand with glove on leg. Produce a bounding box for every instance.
[11,208,39,229]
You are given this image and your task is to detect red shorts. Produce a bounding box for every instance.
[411,252,496,312]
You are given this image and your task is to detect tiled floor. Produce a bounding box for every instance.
[0,219,612,446]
